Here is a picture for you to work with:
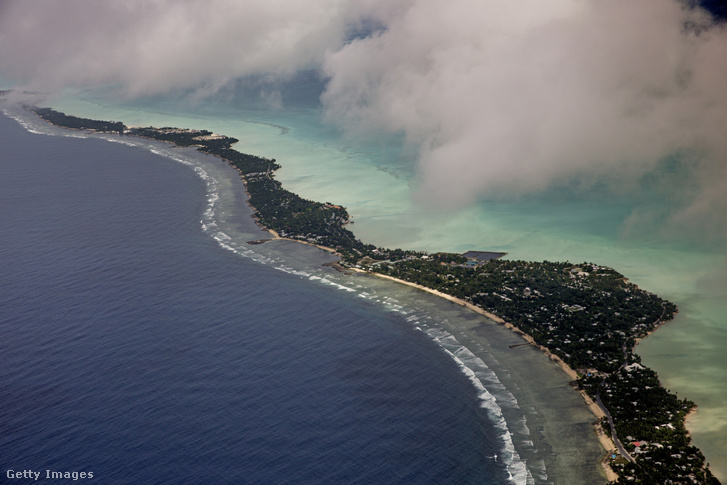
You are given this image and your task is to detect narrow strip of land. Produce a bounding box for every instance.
[27,104,720,485]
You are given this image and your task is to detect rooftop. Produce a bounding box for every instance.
[462,250,507,261]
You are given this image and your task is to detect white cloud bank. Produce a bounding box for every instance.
[0,0,359,96]
[323,1,727,209]
[2,0,727,242]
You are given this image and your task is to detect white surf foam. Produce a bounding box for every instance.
[3,107,55,135]
[100,136,140,147]
[426,327,541,485]
[141,146,283,267]
[354,286,544,484]
[308,275,358,292]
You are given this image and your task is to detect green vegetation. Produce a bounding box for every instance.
[31,106,720,484]
[374,259,674,372]
[32,107,125,133]
[593,364,717,484]
[377,257,718,483]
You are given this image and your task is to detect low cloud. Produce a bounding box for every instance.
[2,0,727,245]
[322,2,727,220]
[0,0,357,97]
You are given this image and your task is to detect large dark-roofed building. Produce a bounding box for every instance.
[462,250,507,262]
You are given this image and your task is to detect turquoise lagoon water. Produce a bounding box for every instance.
[46,85,727,480]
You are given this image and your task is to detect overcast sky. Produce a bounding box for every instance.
[2,0,726,245]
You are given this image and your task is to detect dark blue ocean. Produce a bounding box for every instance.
[0,112,512,484]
